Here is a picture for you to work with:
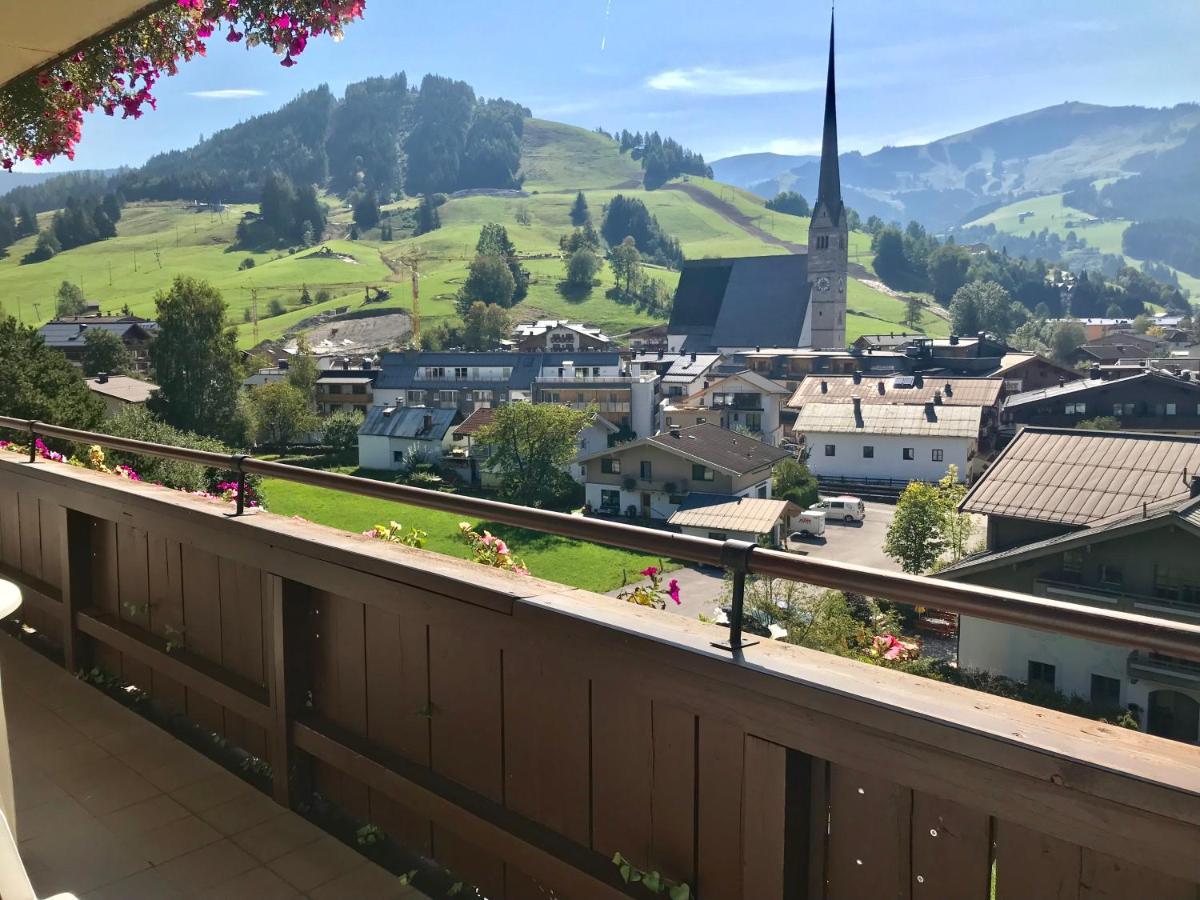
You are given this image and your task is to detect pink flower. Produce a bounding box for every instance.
[667,579,681,604]
[280,55,297,67]
[640,566,658,577]
[492,539,509,556]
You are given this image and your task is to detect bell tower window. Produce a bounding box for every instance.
[815,235,830,250]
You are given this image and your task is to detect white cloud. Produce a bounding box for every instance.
[188,89,267,100]
[646,66,821,96]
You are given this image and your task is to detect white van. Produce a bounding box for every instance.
[809,496,866,522]
[788,510,826,539]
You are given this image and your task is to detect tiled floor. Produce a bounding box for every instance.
[0,632,422,899]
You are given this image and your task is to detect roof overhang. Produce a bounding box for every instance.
[1,1,170,90]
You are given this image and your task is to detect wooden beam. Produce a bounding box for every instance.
[76,610,272,728]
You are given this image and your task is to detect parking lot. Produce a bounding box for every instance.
[612,500,901,618]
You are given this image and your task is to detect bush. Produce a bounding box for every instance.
[238,257,256,271]
[324,410,363,457]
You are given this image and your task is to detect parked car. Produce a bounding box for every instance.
[788,510,826,539]
[810,496,866,522]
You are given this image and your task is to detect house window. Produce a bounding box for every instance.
[545,391,560,403]
[757,484,767,499]
[392,450,405,463]
[1028,660,1056,691]
[745,413,762,432]
[825,444,836,457]
[601,458,621,474]
[1113,402,1135,416]
[862,446,875,459]
[814,235,829,250]
[1062,549,1084,577]
[1090,674,1121,707]
[665,417,674,427]
[708,532,728,541]
[327,384,343,395]
[931,449,944,462]
[438,390,457,404]
[407,391,423,405]
[692,464,714,482]
[351,385,367,395]
[1064,401,1086,415]
[902,448,915,460]
[580,464,588,479]
[1167,402,1177,416]
[454,367,468,380]
[640,461,652,480]
[1099,564,1123,588]
[474,390,492,402]
[600,489,620,512]
[427,367,445,379]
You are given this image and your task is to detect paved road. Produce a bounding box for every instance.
[609,500,900,620]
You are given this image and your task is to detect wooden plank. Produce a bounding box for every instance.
[742,735,788,900]
[650,702,695,886]
[0,482,19,568]
[804,757,829,900]
[59,509,92,671]
[910,792,991,899]
[145,535,187,715]
[590,677,653,865]
[994,821,1080,900]
[1079,848,1199,900]
[293,718,628,900]
[116,524,153,690]
[218,559,268,759]
[328,590,369,818]
[37,499,62,591]
[826,765,911,900]
[503,646,590,846]
[16,492,42,580]
[76,610,272,727]
[696,716,743,900]
[178,543,225,736]
[434,830,506,900]
[89,518,122,676]
[363,601,432,855]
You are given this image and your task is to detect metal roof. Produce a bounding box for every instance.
[683,369,789,403]
[788,375,1002,409]
[668,494,798,534]
[359,406,456,440]
[794,402,982,438]
[961,427,1200,526]
[579,423,789,476]
[1002,371,1200,409]
[38,321,155,348]
[375,351,621,391]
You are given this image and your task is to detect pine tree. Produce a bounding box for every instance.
[16,204,37,238]
[569,191,590,227]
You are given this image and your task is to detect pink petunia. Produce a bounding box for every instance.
[640,566,658,577]
[667,579,681,604]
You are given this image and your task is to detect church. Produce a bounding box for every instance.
[666,15,848,353]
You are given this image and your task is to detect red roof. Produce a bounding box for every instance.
[453,406,496,438]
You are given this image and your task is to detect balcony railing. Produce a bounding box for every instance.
[1129,651,1200,688]
[1040,578,1200,620]
[1,415,1199,897]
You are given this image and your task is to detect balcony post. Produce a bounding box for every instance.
[26,421,37,463]
[230,454,250,517]
[713,539,759,652]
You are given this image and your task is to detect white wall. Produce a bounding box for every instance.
[358,434,395,470]
[805,433,971,482]
[630,378,658,438]
[584,484,680,520]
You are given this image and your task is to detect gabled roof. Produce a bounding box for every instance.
[667,255,811,351]
[683,369,788,403]
[452,407,496,438]
[1002,371,1200,409]
[788,374,1002,409]
[359,406,457,440]
[794,402,982,438]
[38,321,155,348]
[579,423,789,476]
[85,376,158,404]
[668,494,798,534]
[989,353,1079,380]
[662,353,722,384]
[961,427,1200,526]
[940,494,1200,578]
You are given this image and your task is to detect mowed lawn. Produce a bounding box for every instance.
[262,477,671,594]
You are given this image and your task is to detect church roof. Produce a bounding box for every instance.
[813,12,844,226]
[667,254,811,351]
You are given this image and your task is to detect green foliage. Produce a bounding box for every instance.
[267,297,286,317]
[619,128,711,190]
[474,222,528,300]
[885,481,949,574]
[601,195,683,267]
[147,276,243,441]
[766,190,810,217]
[55,280,87,317]
[609,236,641,293]
[461,301,510,350]
[458,254,516,313]
[82,328,133,376]
[949,280,1024,339]
[415,193,441,235]
[25,228,61,262]
[286,335,320,398]
[1078,415,1122,431]
[352,190,380,230]
[774,458,819,509]
[365,521,428,548]
[324,409,364,456]
[249,382,317,446]
[927,243,971,305]
[569,190,590,226]
[564,247,601,290]
[0,314,104,427]
[476,402,592,507]
[611,852,691,899]
[238,256,256,271]
[236,172,325,248]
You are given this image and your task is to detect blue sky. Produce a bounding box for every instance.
[19,0,1200,172]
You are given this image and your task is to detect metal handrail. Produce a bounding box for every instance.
[5,414,1200,662]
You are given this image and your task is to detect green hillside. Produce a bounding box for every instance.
[0,120,946,348]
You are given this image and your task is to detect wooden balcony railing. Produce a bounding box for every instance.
[0,416,1199,898]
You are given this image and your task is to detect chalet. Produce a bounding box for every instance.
[578,423,788,520]
[1003,370,1200,433]
[37,317,157,373]
[511,320,614,353]
[357,406,459,470]
[987,353,1081,394]
[662,370,791,446]
[668,494,800,546]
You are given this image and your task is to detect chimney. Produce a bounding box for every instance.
[690,352,697,363]
[852,370,863,384]
[820,380,828,394]
[949,334,959,346]
[877,380,886,395]
[933,391,943,406]
[382,407,395,417]
[852,397,862,414]
[925,401,936,417]
[914,373,924,388]
[97,372,109,384]
[1090,364,1102,380]
[944,382,953,397]
[1058,376,1066,387]
[670,428,681,438]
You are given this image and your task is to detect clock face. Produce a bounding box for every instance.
[815,276,832,292]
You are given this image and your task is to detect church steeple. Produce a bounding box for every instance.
[814,10,843,224]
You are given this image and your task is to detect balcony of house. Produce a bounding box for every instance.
[708,394,764,411]
[1037,576,1200,621]
[0,417,1198,898]
[1129,651,1200,689]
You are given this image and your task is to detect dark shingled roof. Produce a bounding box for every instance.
[580,423,788,476]
[667,255,811,351]
[359,406,456,440]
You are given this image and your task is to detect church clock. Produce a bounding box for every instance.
[815,276,831,292]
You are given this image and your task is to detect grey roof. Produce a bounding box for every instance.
[940,494,1200,577]
[669,493,797,534]
[662,353,722,384]
[667,255,811,351]
[375,351,621,391]
[85,376,158,403]
[38,321,155,349]
[580,423,789,476]
[789,375,1002,409]
[359,406,456,440]
[1002,371,1200,409]
[794,402,983,438]
[961,427,1200,526]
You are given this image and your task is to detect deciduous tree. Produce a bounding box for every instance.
[55,280,86,317]
[476,402,592,507]
[250,382,318,446]
[885,481,948,574]
[82,328,133,376]
[0,315,103,427]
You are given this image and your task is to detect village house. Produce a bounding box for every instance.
[668,494,800,546]
[987,352,1081,394]
[578,423,788,520]
[356,406,459,470]
[511,320,614,352]
[797,400,982,485]
[662,370,791,446]
[84,373,158,417]
[941,428,1200,743]
[1003,369,1200,434]
[37,316,157,373]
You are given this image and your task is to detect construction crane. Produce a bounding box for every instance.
[385,248,473,347]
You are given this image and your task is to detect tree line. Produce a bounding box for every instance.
[605,128,712,190]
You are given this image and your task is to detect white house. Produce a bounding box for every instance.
[357,406,458,470]
[663,370,791,446]
[796,400,980,484]
[85,374,158,418]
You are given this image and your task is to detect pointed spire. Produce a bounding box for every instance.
[815,8,843,224]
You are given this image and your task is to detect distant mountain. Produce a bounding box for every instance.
[712,102,1200,230]
[0,171,80,198]
[710,152,815,190]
